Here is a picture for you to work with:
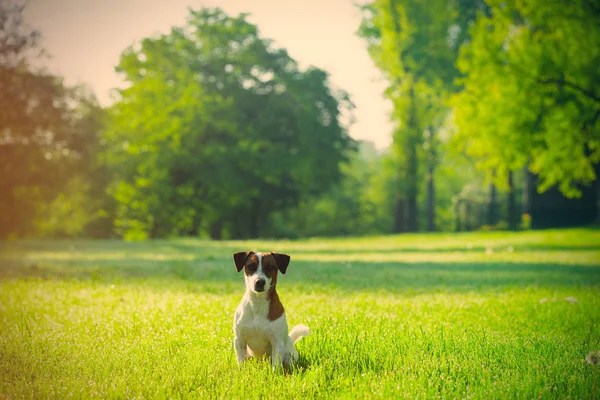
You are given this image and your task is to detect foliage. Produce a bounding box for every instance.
[265,141,393,238]
[1,229,599,398]
[3,1,598,239]
[37,89,114,239]
[0,2,108,239]
[451,0,600,197]
[358,0,482,232]
[105,8,355,240]
[0,2,64,237]
[428,142,484,231]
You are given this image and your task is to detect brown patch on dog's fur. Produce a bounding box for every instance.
[262,252,286,321]
[267,289,285,321]
[261,253,279,285]
[244,253,259,276]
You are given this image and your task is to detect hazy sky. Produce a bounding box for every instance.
[24,0,393,149]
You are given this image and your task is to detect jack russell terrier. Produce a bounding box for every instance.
[232,251,309,371]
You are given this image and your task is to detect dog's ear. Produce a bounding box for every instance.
[233,251,251,273]
[272,252,291,274]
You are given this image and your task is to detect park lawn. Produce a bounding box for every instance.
[1,228,599,399]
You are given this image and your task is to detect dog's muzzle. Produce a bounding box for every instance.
[254,278,266,292]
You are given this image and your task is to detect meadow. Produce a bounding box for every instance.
[1,228,599,399]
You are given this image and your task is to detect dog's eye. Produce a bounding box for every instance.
[246,263,258,272]
[263,264,275,273]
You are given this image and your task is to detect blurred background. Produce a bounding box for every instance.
[1,0,598,241]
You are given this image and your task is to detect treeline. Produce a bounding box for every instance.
[358,0,600,233]
[1,1,598,240]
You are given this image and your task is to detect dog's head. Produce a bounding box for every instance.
[233,251,291,294]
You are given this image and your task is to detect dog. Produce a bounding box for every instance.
[232,251,309,371]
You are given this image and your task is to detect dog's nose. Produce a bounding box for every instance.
[255,279,266,292]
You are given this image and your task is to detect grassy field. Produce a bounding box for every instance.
[1,228,600,399]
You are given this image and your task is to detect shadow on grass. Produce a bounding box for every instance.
[165,241,600,254]
[290,353,311,375]
[4,235,599,255]
[1,255,599,292]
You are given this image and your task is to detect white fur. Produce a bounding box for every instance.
[289,324,310,343]
[233,252,310,370]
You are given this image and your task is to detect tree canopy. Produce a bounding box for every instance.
[2,1,597,240]
[0,2,102,238]
[105,8,355,239]
[358,0,482,231]
[451,0,600,197]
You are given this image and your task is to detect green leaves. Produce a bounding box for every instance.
[0,3,108,238]
[105,7,355,239]
[452,0,600,197]
[358,0,477,232]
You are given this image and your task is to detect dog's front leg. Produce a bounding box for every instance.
[234,334,247,364]
[270,343,284,371]
[271,344,293,372]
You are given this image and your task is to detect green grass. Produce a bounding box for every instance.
[1,228,599,399]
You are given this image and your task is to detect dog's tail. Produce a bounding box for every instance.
[289,324,310,344]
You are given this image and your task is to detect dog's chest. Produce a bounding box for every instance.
[241,323,271,357]
[237,300,273,337]
[235,298,287,356]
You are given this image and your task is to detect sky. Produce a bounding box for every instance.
[24,0,393,150]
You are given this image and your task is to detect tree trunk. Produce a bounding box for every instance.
[478,202,486,229]
[209,220,222,240]
[508,170,517,230]
[249,199,262,238]
[426,162,435,231]
[488,181,497,226]
[406,84,419,232]
[407,192,418,232]
[596,161,600,224]
[426,126,436,232]
[522,162,533,217]
[388,0,420,232]
[186,210,201,237]
[455,200,462,232]
[394,197,406,233]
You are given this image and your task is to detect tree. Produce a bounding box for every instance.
[451,0,600,199]
[358,0,482,232]
[265,140,393,238]
[0,1,100,238]
[105,8,355,240]
[37,92,114,238]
